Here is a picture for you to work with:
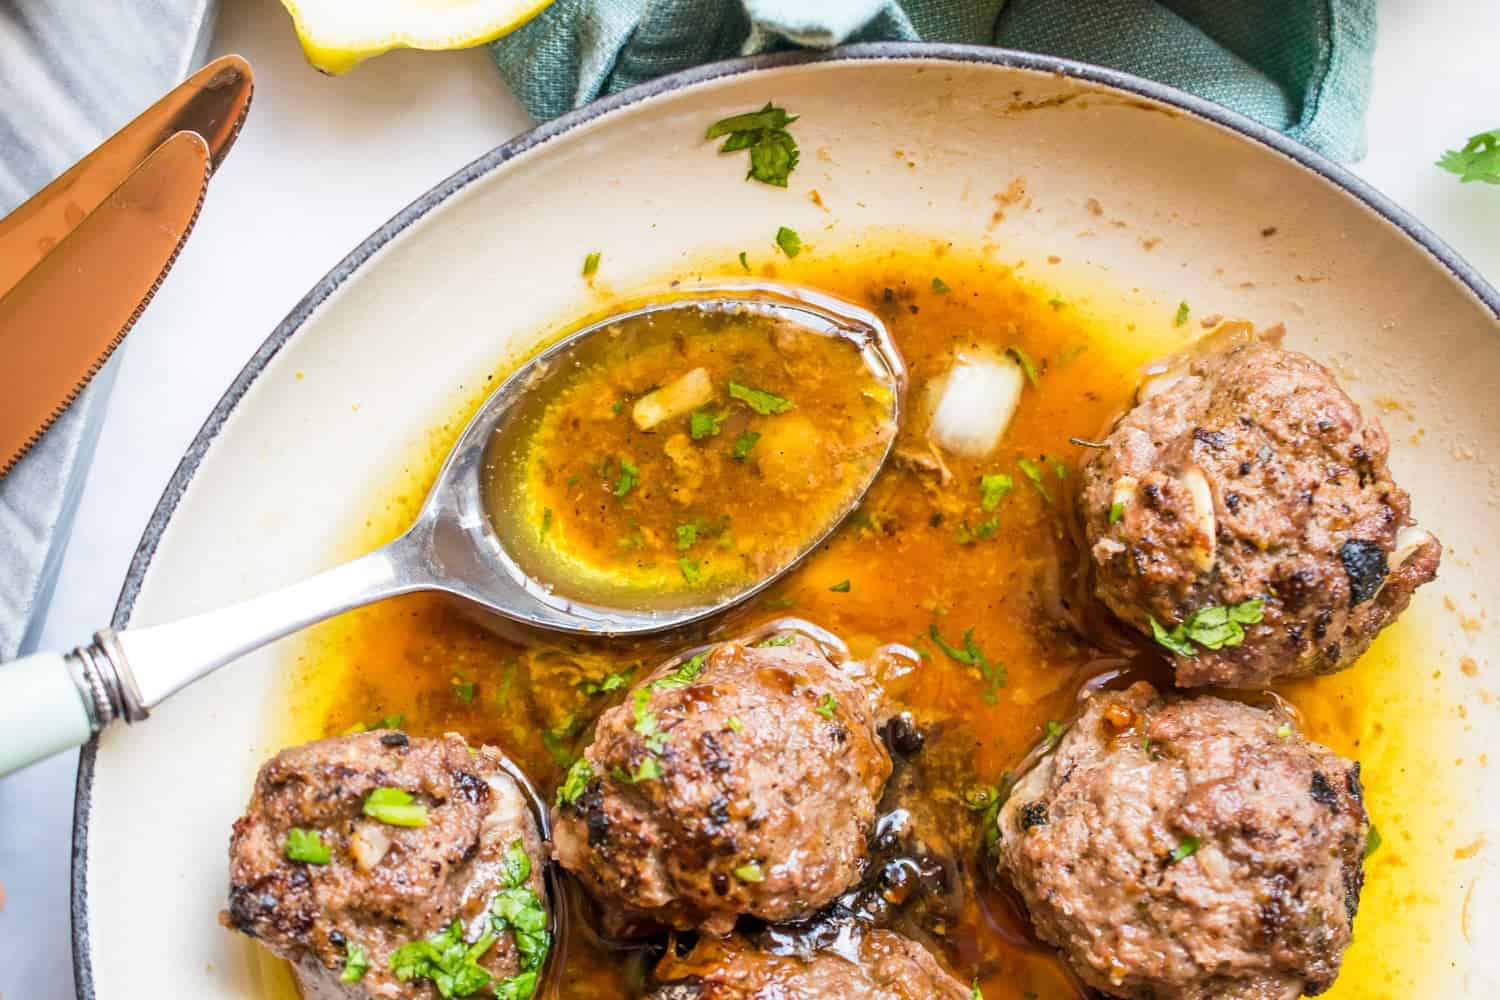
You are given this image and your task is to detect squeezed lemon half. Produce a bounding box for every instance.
[279,0,555,75]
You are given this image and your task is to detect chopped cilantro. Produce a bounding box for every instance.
[498,839,531,889]
[613,458,639,497]
[581,251,601,277]
[690,409,723,440]
[1151,599,1265,656]
[729,380,793,415]
[539,507,552,540]
[677,556,701,584]
[928,624,1006,703]
[651,651,708,692]
[931,277,951,295]
[1168,835,1202,864]
[775,225,802,257]
[1364,822,1382,859]
[284,828,330,865]
[1017,457,1052,502]
[632,757,663,782]
[556,759,593,807]
[389,920,495,998]
[1040,719,1064,752]
[815,693,837,719]
[452,676,476,704]
[970,981,984,1000]
[1437,129,1500,184]
[732,430,761,461]
[756,634,797,648]
[1276,722,1293,739]
[738,250,751,272]
[363,787,429,828]
[1175,301,1191,326]
[733,861,765,882]
[979,473,1013,512]
[579,668,633,696]
[829,579,851,592]
[1006,346,1040,387]
[1048,297,1065,310]
[1108,500,1125,524]
[341,941,368,983]
[706,104,800,187]
[727,716,745,732]
[676,522,701,550]
[632,688,666,753]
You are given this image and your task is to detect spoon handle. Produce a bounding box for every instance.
[0,539,415,777]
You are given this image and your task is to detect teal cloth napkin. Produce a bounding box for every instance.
[491,0,1375,161]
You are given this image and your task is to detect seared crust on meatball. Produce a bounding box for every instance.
[1081,323,1441,687]
[995,683,1368,1000]
[649,929,970,1000]
[551,632,892,936]
[223,731,548,999]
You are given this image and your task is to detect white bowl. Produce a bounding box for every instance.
[73,46,1500,999]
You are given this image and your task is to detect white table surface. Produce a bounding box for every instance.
[4,0,1498,995]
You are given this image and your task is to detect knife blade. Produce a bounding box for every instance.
[0,53,252,298]
[0,131,211,477]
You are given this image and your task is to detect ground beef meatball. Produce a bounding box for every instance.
[1080,323,1441,687]
[223,731,549,1000]
[551,630,891,936]
[995,682,1368,1000]
[649,930,970,1000]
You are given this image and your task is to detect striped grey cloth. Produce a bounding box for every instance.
[0,0,216,658]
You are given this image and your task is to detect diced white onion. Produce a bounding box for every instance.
[350,821,392,871]
[1138,364,1187,403]
[1391,525,1433,570]
[926,351,1024,458]
[1111,476,1138,519]
[632,367,714,431]
[1180,465,1217,571]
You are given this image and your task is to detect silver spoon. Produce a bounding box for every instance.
[0,285,904,776]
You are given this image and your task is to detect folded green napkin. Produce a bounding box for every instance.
[492,0,1375,161]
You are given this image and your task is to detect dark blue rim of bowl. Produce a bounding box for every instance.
[71,41,1500,997]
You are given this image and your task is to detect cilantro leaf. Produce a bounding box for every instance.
[389,920,494,998]
[1364,822,1382,859]
[829,579,851,592]
[613,458,639,497]
[676,521,701,550]
[1149,599,1263,657]
[928,624,1007,703]
[733,861,765,882]
[979,473,1013,512]
[1017,458,1052,502]
[775,225,802,258]
[341,940,368,983]
[1168,835,1202,864]
[706,104,796,139]
[556,759,593,807]
[1108,500,1125,524]
[732,430,761,461]
[1175,301,1191,326]
[284,828,330,865]
[581,251,601,277]
[498,839,531,890]
[651,651,708,692]
[677,556,701,584]
[931,277,951,294]
[729,381,793,415]
[1006,346,1040,387]
[1437,129,1500,184]
[363,787,429,827]
[706,105,801,187]
[632,688,666,752]
[690,409,723,440]
[738,250,751,272]
[1039,720,1064,752]
[815,693,837,719]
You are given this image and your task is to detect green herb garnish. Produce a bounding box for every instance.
[690,409,723,440]
[815,693,837,719]
[1276,722,1293,739]
[931,277,951,295]
[556,759,593,807]
[579,668,633,697]
[979,473,1013,512]
[775,225,802,257]
[284,828,330,865]
[452,676,476,704]
[676,522,701,550]
[928,624,1007,703]
[1168,835,1202,864]
[727,716,745,732]
[1108,500,1125,524]
[1175,301,1191,326]
[1040,720,1064,752]
[651,651,708,692]
[677,556,700,583]
[829,579,851,592]
[539,507,552,540]
[632,688,666,752]
[632,757,663,782]
[970,981,985,1000]
[1149,599,1265,656]
[581,251,601,277]
[363,787,429,828]
[738,250,751,272]
[389,920,495,998]
[733,861,765,882]
[706,103,800,187]
[613,458,639,497]
[756,634,797,648]
[1017,458,1052,502]
[732,430,761,461]
[341,941,368,983]
[1006,346,1040,387]
[729,381,792,415]
[1438,129,1500,185]
[1364,822,1382,859]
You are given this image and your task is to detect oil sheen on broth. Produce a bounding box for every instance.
[481,303,896,609]
[277,245,1457,1000]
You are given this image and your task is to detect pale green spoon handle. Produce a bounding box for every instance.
[0,650,92,775]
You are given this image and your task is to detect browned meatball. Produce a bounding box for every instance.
[550,630,891,935]
[1081,323,1440,687]
[223,731,549,1000]
[649,929,970,1000]
[995,683,1368,1000]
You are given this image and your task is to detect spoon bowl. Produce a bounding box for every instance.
[0,285,903,775]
